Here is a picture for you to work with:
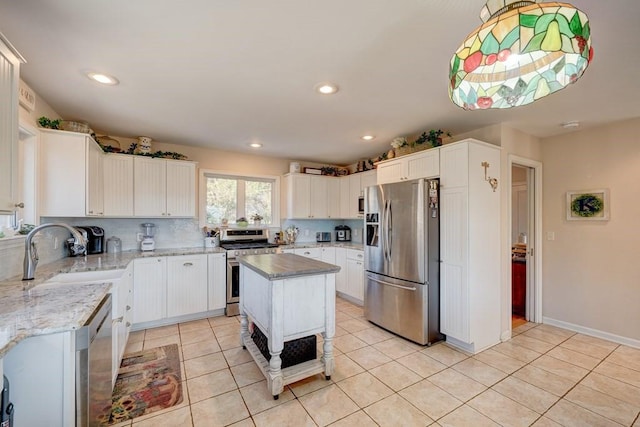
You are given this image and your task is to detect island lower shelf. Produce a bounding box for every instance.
[241,333,328,388]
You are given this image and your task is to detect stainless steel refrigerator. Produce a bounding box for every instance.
[364,178,443,345]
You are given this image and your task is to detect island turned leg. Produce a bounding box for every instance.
[240,311,249,350]
[321,332,335,380]
[268,351,284,399]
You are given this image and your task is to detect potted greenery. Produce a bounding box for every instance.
[415,129,451,147]
[236,217,249,227]
[251,213,263,226]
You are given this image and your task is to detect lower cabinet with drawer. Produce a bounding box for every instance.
[336,248,364,305]
[133,253,224,329]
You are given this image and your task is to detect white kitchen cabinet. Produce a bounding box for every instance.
[166,159,197,217]
[309,175,328,218]
[134,157,196,217]
[345,249,365,304]
[321,246,336,264]
[112,264,133,386]
[360,170,377,192]
[334,247,348,294]
[0,36,23,213]
[339,176,350,218]
[3,331,75,426]
[87,140,104,216]
[439,139,501,354]
[208,252,227,312]
[282,173,339,219]
[326,177,341,218]
[377,148,440,184]
[294,247,322,259]
[103,153,134,216]
[133,257,167,324]
[39,129,105,217]
[166,254,208,317]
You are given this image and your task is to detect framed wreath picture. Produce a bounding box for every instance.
[566,189,610,221]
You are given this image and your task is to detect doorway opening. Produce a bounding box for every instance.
[508,155,542,331]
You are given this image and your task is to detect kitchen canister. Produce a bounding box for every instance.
[204,236,220,248]
[106,236,122,254]
[289,162,301,173]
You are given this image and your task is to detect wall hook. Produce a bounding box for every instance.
[481,161,498,192]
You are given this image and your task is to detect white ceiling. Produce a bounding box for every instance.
[1,0,638,165]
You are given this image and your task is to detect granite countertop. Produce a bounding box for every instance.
[0,246,227,358]
[238,253,341,280]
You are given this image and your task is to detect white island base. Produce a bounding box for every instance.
[238,254,339,399]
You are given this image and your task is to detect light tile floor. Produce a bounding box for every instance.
[112,298,640,427]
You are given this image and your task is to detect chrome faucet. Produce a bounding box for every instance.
[22,223,86,280]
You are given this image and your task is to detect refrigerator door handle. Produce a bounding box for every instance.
[417,179,425,280]
[386,199,392,260]
[382,200,389,262]
[368,275,417,291]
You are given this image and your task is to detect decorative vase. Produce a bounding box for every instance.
[137,136,153,154]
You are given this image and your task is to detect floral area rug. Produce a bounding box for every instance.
[104,344,183,425]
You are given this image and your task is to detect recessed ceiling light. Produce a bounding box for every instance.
[249,143,262,148]
[561,121,580,129]
[361,135,375,141]
[315,82,339,95]
[87,72,119,85]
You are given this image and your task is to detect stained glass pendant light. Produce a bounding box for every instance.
[449,0,592,110]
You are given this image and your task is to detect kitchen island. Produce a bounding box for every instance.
[237,253,340,399]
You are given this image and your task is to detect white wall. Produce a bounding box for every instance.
[542,117,640,343]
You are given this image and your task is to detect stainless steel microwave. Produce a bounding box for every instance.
[358,196,365,214]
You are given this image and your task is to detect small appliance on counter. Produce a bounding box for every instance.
[66,226,104,256]
[76,226,104,254]
[139,223,156,251]
[316,232,331,243]
[335,225,352,242]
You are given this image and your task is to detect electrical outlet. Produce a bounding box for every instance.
[546,231,555,241]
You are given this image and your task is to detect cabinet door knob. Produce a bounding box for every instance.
[15,202,24,208]
[126,305,131,311]
[184,262,193,267]
[113,316,124,323]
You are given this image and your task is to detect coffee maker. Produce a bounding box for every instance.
[335,225,352,242]
[139,223,156,251]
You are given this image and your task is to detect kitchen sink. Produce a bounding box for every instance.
[45,269,126,284]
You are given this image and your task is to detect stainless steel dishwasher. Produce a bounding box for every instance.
[76,293,113,426]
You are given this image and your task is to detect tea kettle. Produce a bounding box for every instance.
[106,236,122,254]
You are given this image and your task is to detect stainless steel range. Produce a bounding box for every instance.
[220,228,279,316]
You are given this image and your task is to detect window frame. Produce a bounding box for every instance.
[199,169,280,227]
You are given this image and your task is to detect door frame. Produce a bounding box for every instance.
[507,154,543,324]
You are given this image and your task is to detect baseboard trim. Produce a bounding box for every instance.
[543,317,640,349]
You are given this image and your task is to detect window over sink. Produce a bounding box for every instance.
[200,170,280,227]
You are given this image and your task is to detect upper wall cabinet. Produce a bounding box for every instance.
[134,157,196,217]
[40,129,105,217]
[282,171,373,220]
[377,149,439,185]
[0,35,24,213]
[282,173,335,219]
[39,130,197,218]
[103,154,134,217]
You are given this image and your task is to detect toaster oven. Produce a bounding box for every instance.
[316,232,331,242]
